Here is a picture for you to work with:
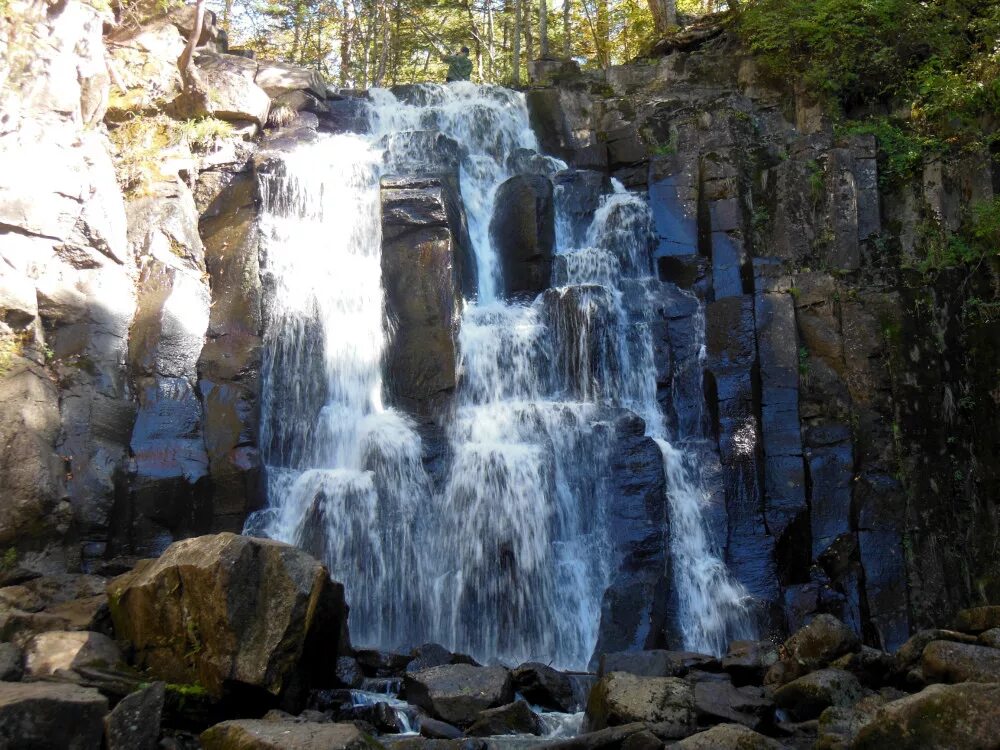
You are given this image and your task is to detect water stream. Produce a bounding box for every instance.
[247,83,754,670]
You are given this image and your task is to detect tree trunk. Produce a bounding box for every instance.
[647,0,677,33]
[512,0,521,85]
[178,0,206,81]
[539,0,548,57]
[563,0,570,57]
[340,0,354,86]
[595,0,609,69]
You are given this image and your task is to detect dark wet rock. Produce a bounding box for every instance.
[201,719,379,749]
[392,739,487,750]
[490,174,555,299]
[619,729,662,750]
[592,415,670,662]
[693,677,773,731]
[0,574,111,644]
[104,681,165,750]
[766,615,860,686]
[336,656,365,687]
[512,662,578,712]
[552,169,614,248]
[828,646,894,689]
[381,176,468,413]
[853,682,1000,749]
[107,533,347,700]
[525,88,607,170]
[419,717,464,740]
[0,643,23,682]
[23,630,122,679]
[598,651,719,679]
[584,672,694,732]
[773,668,865,721]
[467,700,543,736]
[0,681,107,749]
[403,664,514,727]
[507,148,561,177]
[543,722,658,750]
[920,640,1000,683]
[380,130,464,177]
[356,650,413,678]
[952,606,1000,634]
[675,723,782,749]
[722,641,779,687]
[408,644,460,673]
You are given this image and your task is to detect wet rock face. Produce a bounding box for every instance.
[106,533,348,700]
[402,664,515,727]
[490,174,556,299]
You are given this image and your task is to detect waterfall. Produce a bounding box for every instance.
[248,83,754,668]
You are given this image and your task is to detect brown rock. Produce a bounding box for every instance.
[921,640,1000,683]
[0,681,108,750]
[584,671,694,732]
[953,606,1000,634]
[675,723,782,749]
[200,719,380,749]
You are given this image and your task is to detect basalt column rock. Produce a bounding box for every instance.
[380,176,467,416]
[490,174,556,299]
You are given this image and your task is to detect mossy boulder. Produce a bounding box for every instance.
[675,723,782,749]
[766,615,860,686]
[584,671,695,732]
[853,682,1000,749]
[107,533,347,700]
[200,719,381,750]
[773,667,865,720]
[920,640,1000,683]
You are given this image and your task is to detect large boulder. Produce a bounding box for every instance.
[490,174,555,299]
[893,628,980,673]
[853,682,1000,749]
[0,681,107,750]
[692,677,773,730]
[178,66,270,126]
[952,606,1000,634]
[201,719,379,750]
[773,667,865,721]
[106,533,347,699]
[766,615,860,686]
[0,643,23,681]
[920,640,1000,683]
[255,61,328,98]
[598,650,719,679]
[584,671,695,732]
[675,723,782,749]
[722,641,779,686]
[403,664,514,726]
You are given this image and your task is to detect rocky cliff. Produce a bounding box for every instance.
[0,0,997,657]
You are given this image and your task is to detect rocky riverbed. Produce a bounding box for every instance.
[1,533,999,749]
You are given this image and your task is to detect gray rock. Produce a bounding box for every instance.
[23,630,122,678]
[419,717,464,740]
[675,723,782,749]
[953,606,1000,634]
[584,671,694,732]
[0,681,107,750]
[336,656,364,688]
[693,677,773,730]
[598,650,719,679]
[920,640,1000,683]
[853,683,1000,749]
[104,681,165,750]
[255,61,327,98]
[893,628,980,673]
[403,664,514,727]
[978,628,1000,649]
[815,693,886,750]
[721,640,779,686]
[773,667,865,721]
[201,719,378,749]
[766,615,860,686]
[467,700,543,736]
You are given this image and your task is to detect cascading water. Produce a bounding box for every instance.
[248,82,754,669]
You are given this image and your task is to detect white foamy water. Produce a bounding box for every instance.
[248,82,754,669]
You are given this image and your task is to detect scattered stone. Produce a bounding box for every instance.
[201,719,380,749]
[722,641,779,686]
[419,717,464,740]
[853,682,1000,749]
[773,667,865,720]
[23,630,122,679]
[675,722,782,749]
[584,671,694,732]
[107,533,348,699]
[0,643,23,681]
[467,700,543,736]
[512,662,578,711]
[766,615,860,686]
[920,640,1000,683]
[403,664,514,726]
[952,606,1000,634]
[815,693,886,750]
[0,681,107,749]
[893,628,980,673]
[104,681,165,750]
[598,650,719,679]
[693,677,773,730]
